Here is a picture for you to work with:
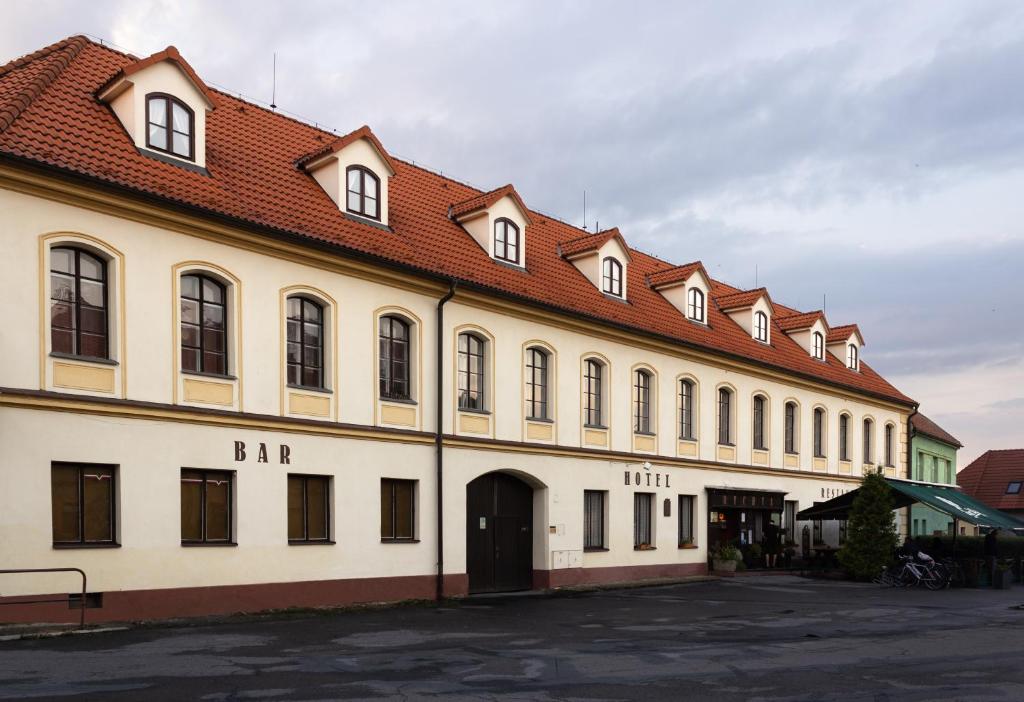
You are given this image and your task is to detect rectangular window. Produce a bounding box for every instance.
[678,495,694,545]
[584,360,603,427]
[381,478,416,541]
[916,452,924,481]
[180,469,233,544]
[784,500,797,545]
[813,519,823,545]
[634,492,653,548]
[785,403,797,453]
[51,462,116,545]
[679,380,694,440]
[717,389,732,445]
[839,415,849,461]
[931,456,939,483]
[583,490,606,550]
[287,474,331,543]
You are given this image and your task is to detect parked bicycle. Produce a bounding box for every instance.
[874,554,950,590]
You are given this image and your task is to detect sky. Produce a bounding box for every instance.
[3,1,1022,467]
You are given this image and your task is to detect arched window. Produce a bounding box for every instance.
[146,94,193,160]
[679,379,695,440]
[458,332,486,410]
[494,218,520,264]
[584,359,604,427]
[813,332,824,360]
[863,418,874,464]
[633,370,653,434]
[784,401,798,454]
[181,274,226,375]
[602,258,623,297]
[379,315,410,400]
[847,344,858,370]
[687,288,705,322]
[813,408,826,458]
[525,347,549,420]
[753,395,767,450]
[286,296,324,389]
[346,166,381,220]
[885,424,895,467]
[754,311,769,342]
[50,246,108,359]
[839,414,850,461]
[717,387,733,445]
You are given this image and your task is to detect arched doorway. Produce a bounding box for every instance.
[466,472,534,593]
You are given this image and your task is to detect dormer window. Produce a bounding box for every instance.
[847,344,859,370]
[687,288,705,322]
[813,332,824,359]
[494,218,520,264]
[346,166,380,220]
[754,311,769,342]
[602,257,623,297]
[146,94,193,160]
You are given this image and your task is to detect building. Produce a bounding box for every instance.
[0,37,915,623]
[908,413,962,536]
[958,450,1024,519]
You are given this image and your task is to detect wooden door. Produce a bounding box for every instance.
[466,472,533,593]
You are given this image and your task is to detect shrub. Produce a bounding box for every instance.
[837,472,898,580]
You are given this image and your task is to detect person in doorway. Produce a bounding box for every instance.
[764,520,781,568]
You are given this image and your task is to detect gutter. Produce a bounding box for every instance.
[435,280,457,602]
[905,403,919,537]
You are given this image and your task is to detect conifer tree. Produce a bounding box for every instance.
[838,471,898,580]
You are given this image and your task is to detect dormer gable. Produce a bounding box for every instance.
[826,324,865,371]
[97,46,216,168]
[559,228,632,299]
[716,288,775,343]
[777,310,830,360]
[298,125,396,226]
[647,261,711,323]
[450,184,533,267]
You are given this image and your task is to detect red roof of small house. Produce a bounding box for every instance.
[97,45,218,108]
[716,287,773,313]
[0,36,913,405]
[296,124,397,175]
[911,413,962,449]
[646,261,708,289]
[776,309,828,333]
[558,228,630,260]
[958,450,1024,512]
[450,183,532,224]
[827,324,865,345]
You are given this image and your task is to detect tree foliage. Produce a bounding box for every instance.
[838,471,898,580]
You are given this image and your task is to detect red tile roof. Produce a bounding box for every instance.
[296,124,396,174]
[450,183,532,223]
[958,450,1024,512]
[98,45,218,108]
[0,36,913,406]
[716,287,773,313]
[558,228,627,259]
[646,261,708,289]
[827,324,864,345]
[776,309,828,333]
[911,413,962,449]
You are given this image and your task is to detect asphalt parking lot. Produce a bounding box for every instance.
[2,575,1024,701]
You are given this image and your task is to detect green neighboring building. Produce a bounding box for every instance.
[909,413,963,536]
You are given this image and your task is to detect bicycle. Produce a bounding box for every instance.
[875,555,949,590]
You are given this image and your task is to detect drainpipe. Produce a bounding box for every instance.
[906,403,919,538]
[435,280,457,602]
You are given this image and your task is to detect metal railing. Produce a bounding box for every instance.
[0,568,88,627]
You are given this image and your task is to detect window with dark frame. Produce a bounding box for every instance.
[146,94,193,160]
[884,424,894,467]
[633,369,652,434]
[494,218,521,264]
[847,343,858,370]
[378,315,411,400]
[287,474,330,543]
[458,332,486,410]
[678,495,694,545]
[583,490,606,549]
[717,387,732,445]
[753,394,767,450]
[784,500,797,544]
[679,378,695,439]
[813,408,825,458]
[51,463,116,546]
[1007,482,1022,495]
[839,414,850,461]
[180,274,227,375]
[602,257,623,297]
[50,247,108,359]
[180,469,232,544]
[286,296,324,389]
[813,519,823,544]
[380,478,415,540]
[813,331,824,359]
[634,492,653,548]
[346,166,381,220]
[785,402,797,454]
[687,287,705,322]
[863,419,874,463]
[754,311,769,342]
[584,359,604,427]
[525,347,549,420]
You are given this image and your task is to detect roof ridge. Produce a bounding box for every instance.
[0,35,89,134]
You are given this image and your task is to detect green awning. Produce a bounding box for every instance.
[796,478,1024,530]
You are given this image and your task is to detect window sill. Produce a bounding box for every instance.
[381,538,420,544]
[753,446,769,452]
[380,396,417,405]
[785,451,800,457]
[718,443,736,448]
[679,543,698,550]
[526,416,554,424]
[679,436,697,442]
[584,546,609,552]
[289,540,336,546]
[584,424,608,430]
[458,407,491,416]
[343,211,392,232]
[634,431,656,437]
[181,370,237,381]
[494,258,527,272]
[814,454,827,459]
[634,546,657,551]
[288,384,332,394]
[136,146,209,174]
[49,352,118,367]
[52,542,121,549]
[181,541,238,547]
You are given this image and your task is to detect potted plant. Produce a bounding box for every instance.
[747,542,763,568]
[679,539,697,549]
[712,544,742,572]
[995,561,1014,589]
